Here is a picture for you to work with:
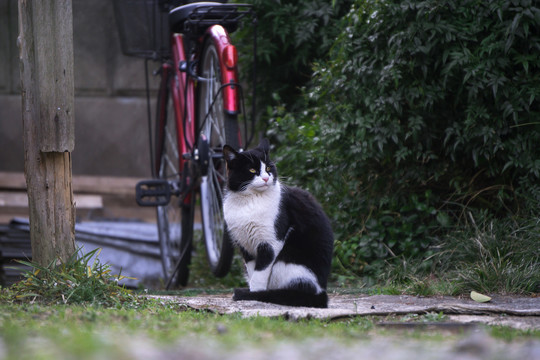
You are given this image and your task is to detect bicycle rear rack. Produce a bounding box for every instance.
[170,4,254,37]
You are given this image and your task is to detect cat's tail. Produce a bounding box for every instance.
[233,288,328,308]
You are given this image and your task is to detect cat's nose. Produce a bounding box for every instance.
[262,176,269,183]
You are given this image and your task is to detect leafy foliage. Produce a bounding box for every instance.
[6,248,137,306]
[233,0,354,122]
[269,0,540,277]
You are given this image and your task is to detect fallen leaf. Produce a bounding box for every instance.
[470,291,491,303]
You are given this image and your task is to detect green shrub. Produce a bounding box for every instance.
[234,0,354,122]
[269,0,540,278]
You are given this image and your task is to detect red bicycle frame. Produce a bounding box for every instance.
[170,33,196,170]
[156,24,240,204]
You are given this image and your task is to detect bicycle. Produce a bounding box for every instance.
[113,0,256,288]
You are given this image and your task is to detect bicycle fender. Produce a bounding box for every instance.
[205,25,239,114]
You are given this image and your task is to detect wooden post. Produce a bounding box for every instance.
[18,0,76,266]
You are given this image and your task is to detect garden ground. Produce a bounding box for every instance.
[1,292,539,360]
[1,174,538,359]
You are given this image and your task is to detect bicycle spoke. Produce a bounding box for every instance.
[210,167,224,240]
[155,76,191,287]
[211,120,225,145]
[162,155,174,178]
[215,166,226,183]
[209,187,222,253]
[210,164,224,201]
[198,39,237,276]
[165,128,179,166]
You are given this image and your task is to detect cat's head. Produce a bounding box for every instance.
[223,139,278,193]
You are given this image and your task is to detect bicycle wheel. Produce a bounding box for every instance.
[197,38,239,277]
[155,75,193,287]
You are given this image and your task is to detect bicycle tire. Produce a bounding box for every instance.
[197,37,238,277]
[155,74,193,287]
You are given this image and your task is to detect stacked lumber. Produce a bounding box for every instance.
[0,172,158,286]
[0,172,153,223]
[0,221,32,286]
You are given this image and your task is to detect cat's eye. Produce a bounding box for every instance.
[249,168,257,174]
[266,166,271,172]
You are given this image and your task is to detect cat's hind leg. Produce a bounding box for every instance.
[233,261,329,308]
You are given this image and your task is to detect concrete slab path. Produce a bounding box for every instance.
[150,293,540,330]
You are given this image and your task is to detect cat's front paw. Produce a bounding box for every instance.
[249,274,269,291]
[249,281,267,292]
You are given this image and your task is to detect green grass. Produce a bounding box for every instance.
[443,214,540,295]
[6,248,137,306]
[0,302,369,359]
[1,244,538,360]
[0,301,538,360]
[0,301,540,359]
[360,212,540,297]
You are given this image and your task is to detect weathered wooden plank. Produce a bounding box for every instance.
[68,175,139,196]
[0,193,30,208]
[0,192,103,210]
[0,172,139,196]
[0,173,27,190]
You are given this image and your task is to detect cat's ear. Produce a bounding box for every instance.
[223,145,239,162]
[259,138,270,154]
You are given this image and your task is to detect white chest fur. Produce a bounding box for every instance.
[223,182,282,255]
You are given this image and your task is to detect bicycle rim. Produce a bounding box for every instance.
[155,81,192,287]
[198,39,238,277]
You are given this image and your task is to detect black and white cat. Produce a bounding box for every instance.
[222,139,334,308]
